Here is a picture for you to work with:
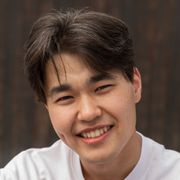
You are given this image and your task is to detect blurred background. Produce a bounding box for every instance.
[0,0,180,167]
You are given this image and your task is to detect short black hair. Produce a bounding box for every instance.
[24,9,134,103]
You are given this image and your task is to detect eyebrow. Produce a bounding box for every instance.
[48,84,72,97]
[48,72,115,97]
[88,72,115,84]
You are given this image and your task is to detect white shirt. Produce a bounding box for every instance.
[1,133,180,180]
[126,133,180,180]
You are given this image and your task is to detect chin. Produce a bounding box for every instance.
[81,148,118,165]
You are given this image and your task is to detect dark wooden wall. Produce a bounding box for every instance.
[0,0,180,167]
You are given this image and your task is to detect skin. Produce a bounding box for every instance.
[45,53,142,180]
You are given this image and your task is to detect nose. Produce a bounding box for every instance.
[77,95,102,122]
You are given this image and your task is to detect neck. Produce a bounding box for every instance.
[81,132,142,180]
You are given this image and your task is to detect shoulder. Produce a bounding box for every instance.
[143,135,180,179]
[153,146,180,178]
[1,140,82,180]
[5,140,68,167]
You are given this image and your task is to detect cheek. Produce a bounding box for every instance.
[47,107,74,137]
[104,90,136,123]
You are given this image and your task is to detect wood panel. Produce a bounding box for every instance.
[0,0,180,166]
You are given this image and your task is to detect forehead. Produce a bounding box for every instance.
[45,53,124,89]
[45,54,99,92]
[46,53,93,79]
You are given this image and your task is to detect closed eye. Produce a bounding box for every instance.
[55,96,73,104]
[95,84,113,93]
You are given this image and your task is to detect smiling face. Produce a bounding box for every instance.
[45,53,142,166]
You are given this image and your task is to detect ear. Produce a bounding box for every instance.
[132,67,142,103]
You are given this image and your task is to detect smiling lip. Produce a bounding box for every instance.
[78,125,113,144]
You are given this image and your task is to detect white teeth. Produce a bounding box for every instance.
[95,129,100,137]
[100,129,104,134]
[90,131,95,138]
[104,127,107,132]
[82,133,88,138]
[87,133,91,138]
[81,126,111,138]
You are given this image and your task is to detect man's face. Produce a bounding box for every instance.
[45,53,141,165]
